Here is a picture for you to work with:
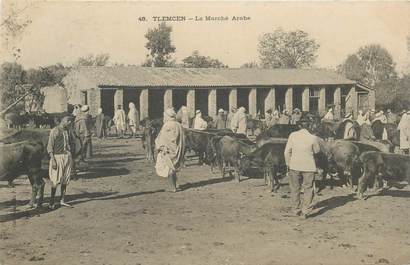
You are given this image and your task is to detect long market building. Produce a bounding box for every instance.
[62,66,374,120]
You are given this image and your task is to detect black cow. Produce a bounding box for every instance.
[357,151,410,199]
[325,140,381,188]
[218,135,256,182]
[255,124,298,147]
[141,118,163,162]
[1,126,82,208]
[239,142,287,192]
[371,121,400,148]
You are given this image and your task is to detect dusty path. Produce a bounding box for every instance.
[1,137,410,265]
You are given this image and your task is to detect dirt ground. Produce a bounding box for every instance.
[1,137,410,265]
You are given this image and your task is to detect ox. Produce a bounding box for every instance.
[325,140,381,189]
[218,136,256,182]
[357,151,410,199]
[1,126,82,208]
[141,118,163,162]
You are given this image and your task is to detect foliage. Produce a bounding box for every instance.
[338,44,400,108]
[74,53,110,67]
[144,23,176,67]
[240,61,260,68]
[182,50,228,68]
[0,62,27,111]
[258,28,319,68]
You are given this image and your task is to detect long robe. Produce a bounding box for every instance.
[128,108,140,128]
[95,113,106,138]
[155,119,186,174]
[114,109,126,131]
[398,114,410,149]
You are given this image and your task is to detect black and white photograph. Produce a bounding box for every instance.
[1,1,410,264]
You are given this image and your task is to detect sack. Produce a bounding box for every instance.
[155,151,175,178]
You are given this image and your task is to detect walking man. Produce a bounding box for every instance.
[47,116,74,209]
[155,108,186,192]
[284,117,321,219]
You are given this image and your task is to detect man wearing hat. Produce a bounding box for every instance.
[265,109,274,128]
[113,105,126,138]
[74,105,92,162]
[193,110,208,130]
[216,108,226,129]
[48,116,74,209]
[284,117,321,219]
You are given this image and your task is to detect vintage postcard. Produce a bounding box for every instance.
[1,1,410,265]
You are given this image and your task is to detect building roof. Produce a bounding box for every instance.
[63,66,356,89]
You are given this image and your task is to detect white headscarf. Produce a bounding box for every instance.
[164,108,176,123]
[98,108,103,114]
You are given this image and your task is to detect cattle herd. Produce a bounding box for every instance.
[142,113,410,201]
[1,111,410,211]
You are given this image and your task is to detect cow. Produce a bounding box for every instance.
[325,140,381,189]
[218,135,256,182]
[0,126,83,208]
[239,142,287,192]
[255,124,298,147]
[357,151,410,199]
[141,118,163,162]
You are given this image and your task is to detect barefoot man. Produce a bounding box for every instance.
[48,116,73,209]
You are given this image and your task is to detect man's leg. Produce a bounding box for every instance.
[50,186,57,209]
[167,172,177,192]
[288,170,302,215]
[60,154,72,207]
[301,172,315,216]
[86,137,92,158]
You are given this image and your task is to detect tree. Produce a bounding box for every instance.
[182,50,228,68]
[240,61,260,68]
[144,23,176,67]
[338,44,398,107]
[257,28,320,68]
[75,53,110,67]
[0,62,27,111]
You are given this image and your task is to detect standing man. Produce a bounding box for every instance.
[231,107,247,135]
[114,105,126,138]
[74,105,92,162]
[47,116,74,209]
[95,107,106,139]
[398,110,410,155]
[284,117,321,219]
[176,106,190,128]
[227,107,237,131]
[128,102,140,137]
[193,110,208,130]
[155,108,186,192]
[265,109,273,128]
[216,109,226,129]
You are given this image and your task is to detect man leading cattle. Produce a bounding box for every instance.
[284,116,321,219]
[48,116,74,209]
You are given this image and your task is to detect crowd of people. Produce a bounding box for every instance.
[46,102,410,212]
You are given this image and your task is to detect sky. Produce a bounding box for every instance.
[1,0,410,73]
